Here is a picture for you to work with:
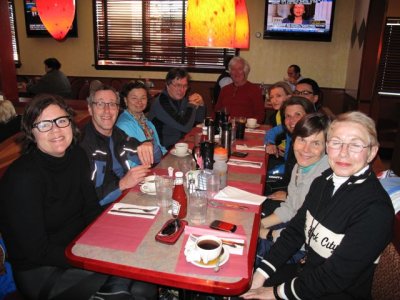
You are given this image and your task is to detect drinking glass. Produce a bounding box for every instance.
[155,175,174,207]
[189,191,208,225]
[206,173,220,200]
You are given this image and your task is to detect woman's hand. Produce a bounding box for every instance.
[268,190,287,201]
[266,144,279,158]
[241,287,275,299]
[259,227,269,239]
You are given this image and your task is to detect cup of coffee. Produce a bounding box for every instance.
[175,142,189,156]
[185,235,222,264]
[246,118,257,128]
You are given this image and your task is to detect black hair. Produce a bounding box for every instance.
[44,58,61,70]
[289,64,301,75]
[165,68,190,85]
[292,112,331,142]
[21,94,78,154]
[280,96,315,133]
[287,4,312,22]
[297,78,323,108]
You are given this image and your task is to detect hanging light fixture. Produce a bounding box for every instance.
[234,0,250,49]
[185,0,236,48]
[36,0,76,41]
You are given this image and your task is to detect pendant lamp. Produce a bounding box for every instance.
[36,0,76,41]
[234,0,249,49]
[185,0,236,48]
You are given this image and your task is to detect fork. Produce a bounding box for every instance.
[117,206,157,213]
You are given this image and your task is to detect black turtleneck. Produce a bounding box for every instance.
[0,145,101,270]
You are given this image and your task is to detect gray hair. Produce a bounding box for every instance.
[87,84,119,105]
[228,56,251,78]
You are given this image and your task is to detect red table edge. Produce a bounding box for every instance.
[65,205,260,296]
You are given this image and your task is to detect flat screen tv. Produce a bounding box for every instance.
[264,0,335,42]
[23,0,78,38]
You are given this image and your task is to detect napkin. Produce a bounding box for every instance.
[227,158,263,168]
[214,186,266,205]
[185,233,245,256]
[108,203,159,219]
[236,144,266,152]
[245,128,266,134]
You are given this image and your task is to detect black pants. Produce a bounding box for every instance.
[13,266,158,300]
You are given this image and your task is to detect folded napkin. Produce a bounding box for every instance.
[245,128,266,134]
[185,233,245,256]
[227,158,263,168]
[236,144,266,152]
[108,203,159,219]
[214,186,266,205]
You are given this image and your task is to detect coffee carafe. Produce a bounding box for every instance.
[200,141,214,170]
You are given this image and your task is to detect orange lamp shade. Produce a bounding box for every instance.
[234,0,249,49]
[36,0,75,41]
[185,0,236,48]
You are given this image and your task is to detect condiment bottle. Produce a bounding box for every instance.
[213,147,228,189]
[172,171,187,219]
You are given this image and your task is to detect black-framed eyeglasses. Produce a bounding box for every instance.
[92,101,120,110]
[33,116,71,132]
[293,90,314,96]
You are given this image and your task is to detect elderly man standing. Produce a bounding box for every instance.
[80,84,154,206]
[214,56,265,124]
[148,68,206,148]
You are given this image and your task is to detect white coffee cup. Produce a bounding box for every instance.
[246,118,257,127]
[184,235,222,264]
[175,142,189,156]
[141,182,156,194]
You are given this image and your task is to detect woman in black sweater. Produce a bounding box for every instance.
[0,95,156,300]
[243,111,394,299]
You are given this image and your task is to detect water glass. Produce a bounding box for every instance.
[189,191,208,225]
[206,173,220,200]
[155,175,174,207]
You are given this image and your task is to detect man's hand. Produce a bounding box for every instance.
[119,165,151,191]
[188,93,204,107]
[137,141,154,166]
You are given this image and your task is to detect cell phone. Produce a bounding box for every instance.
[210,220,237,233]
[231,151,248,158]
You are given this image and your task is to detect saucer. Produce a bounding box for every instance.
[171,149,192,157]
[246,123,260,129]
[140,185,156,196]
[190,246,230,269]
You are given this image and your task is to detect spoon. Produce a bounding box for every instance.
[214,255,221,272]
[117,206,158,213]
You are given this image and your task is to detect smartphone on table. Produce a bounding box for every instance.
[210,220,237,233]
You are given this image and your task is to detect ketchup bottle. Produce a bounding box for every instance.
[172,171,187,219]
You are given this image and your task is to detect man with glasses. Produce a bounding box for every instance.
[148,68,206,148]
[80,84,154,206]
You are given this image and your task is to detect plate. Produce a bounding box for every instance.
[246,123,260,129]
[190,246,230,269]
[171,149,192,157]
[140,185,156,196]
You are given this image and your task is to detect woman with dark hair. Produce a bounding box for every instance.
[282,4,313,24]
[116,81,166,165]
[25,57,72,98]
[256,113,330,266]
[0,94,157,300]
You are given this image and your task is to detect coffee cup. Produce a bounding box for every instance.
[246,118,257,128]
[141,181,156,194]
[184,235,222,264]
[175,142,189,156]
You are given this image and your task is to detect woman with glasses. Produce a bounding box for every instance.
[0,95,157,299]
[256,113,330,267]
[148,68,205,148]
[242,111,394,300]
[116,81,166,166]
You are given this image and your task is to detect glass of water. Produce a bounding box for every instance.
[189,191,208,225]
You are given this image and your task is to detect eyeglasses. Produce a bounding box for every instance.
[160,219,180,236]
[33,116,71,132]
[92,101,119,110]
[327,140,370,153]
[171,83,189,90]
[293,90,313,96]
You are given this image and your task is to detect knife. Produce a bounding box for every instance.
[110,210,156,216]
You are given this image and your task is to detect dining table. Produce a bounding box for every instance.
[66,124,270,297]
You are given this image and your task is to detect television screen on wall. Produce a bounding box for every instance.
[23,0,78,38]
[264,0,335,42]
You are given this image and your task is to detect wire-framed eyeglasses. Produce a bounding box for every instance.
[327,140,370,153]
[92,101,120,110]
[33,116,71,132]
